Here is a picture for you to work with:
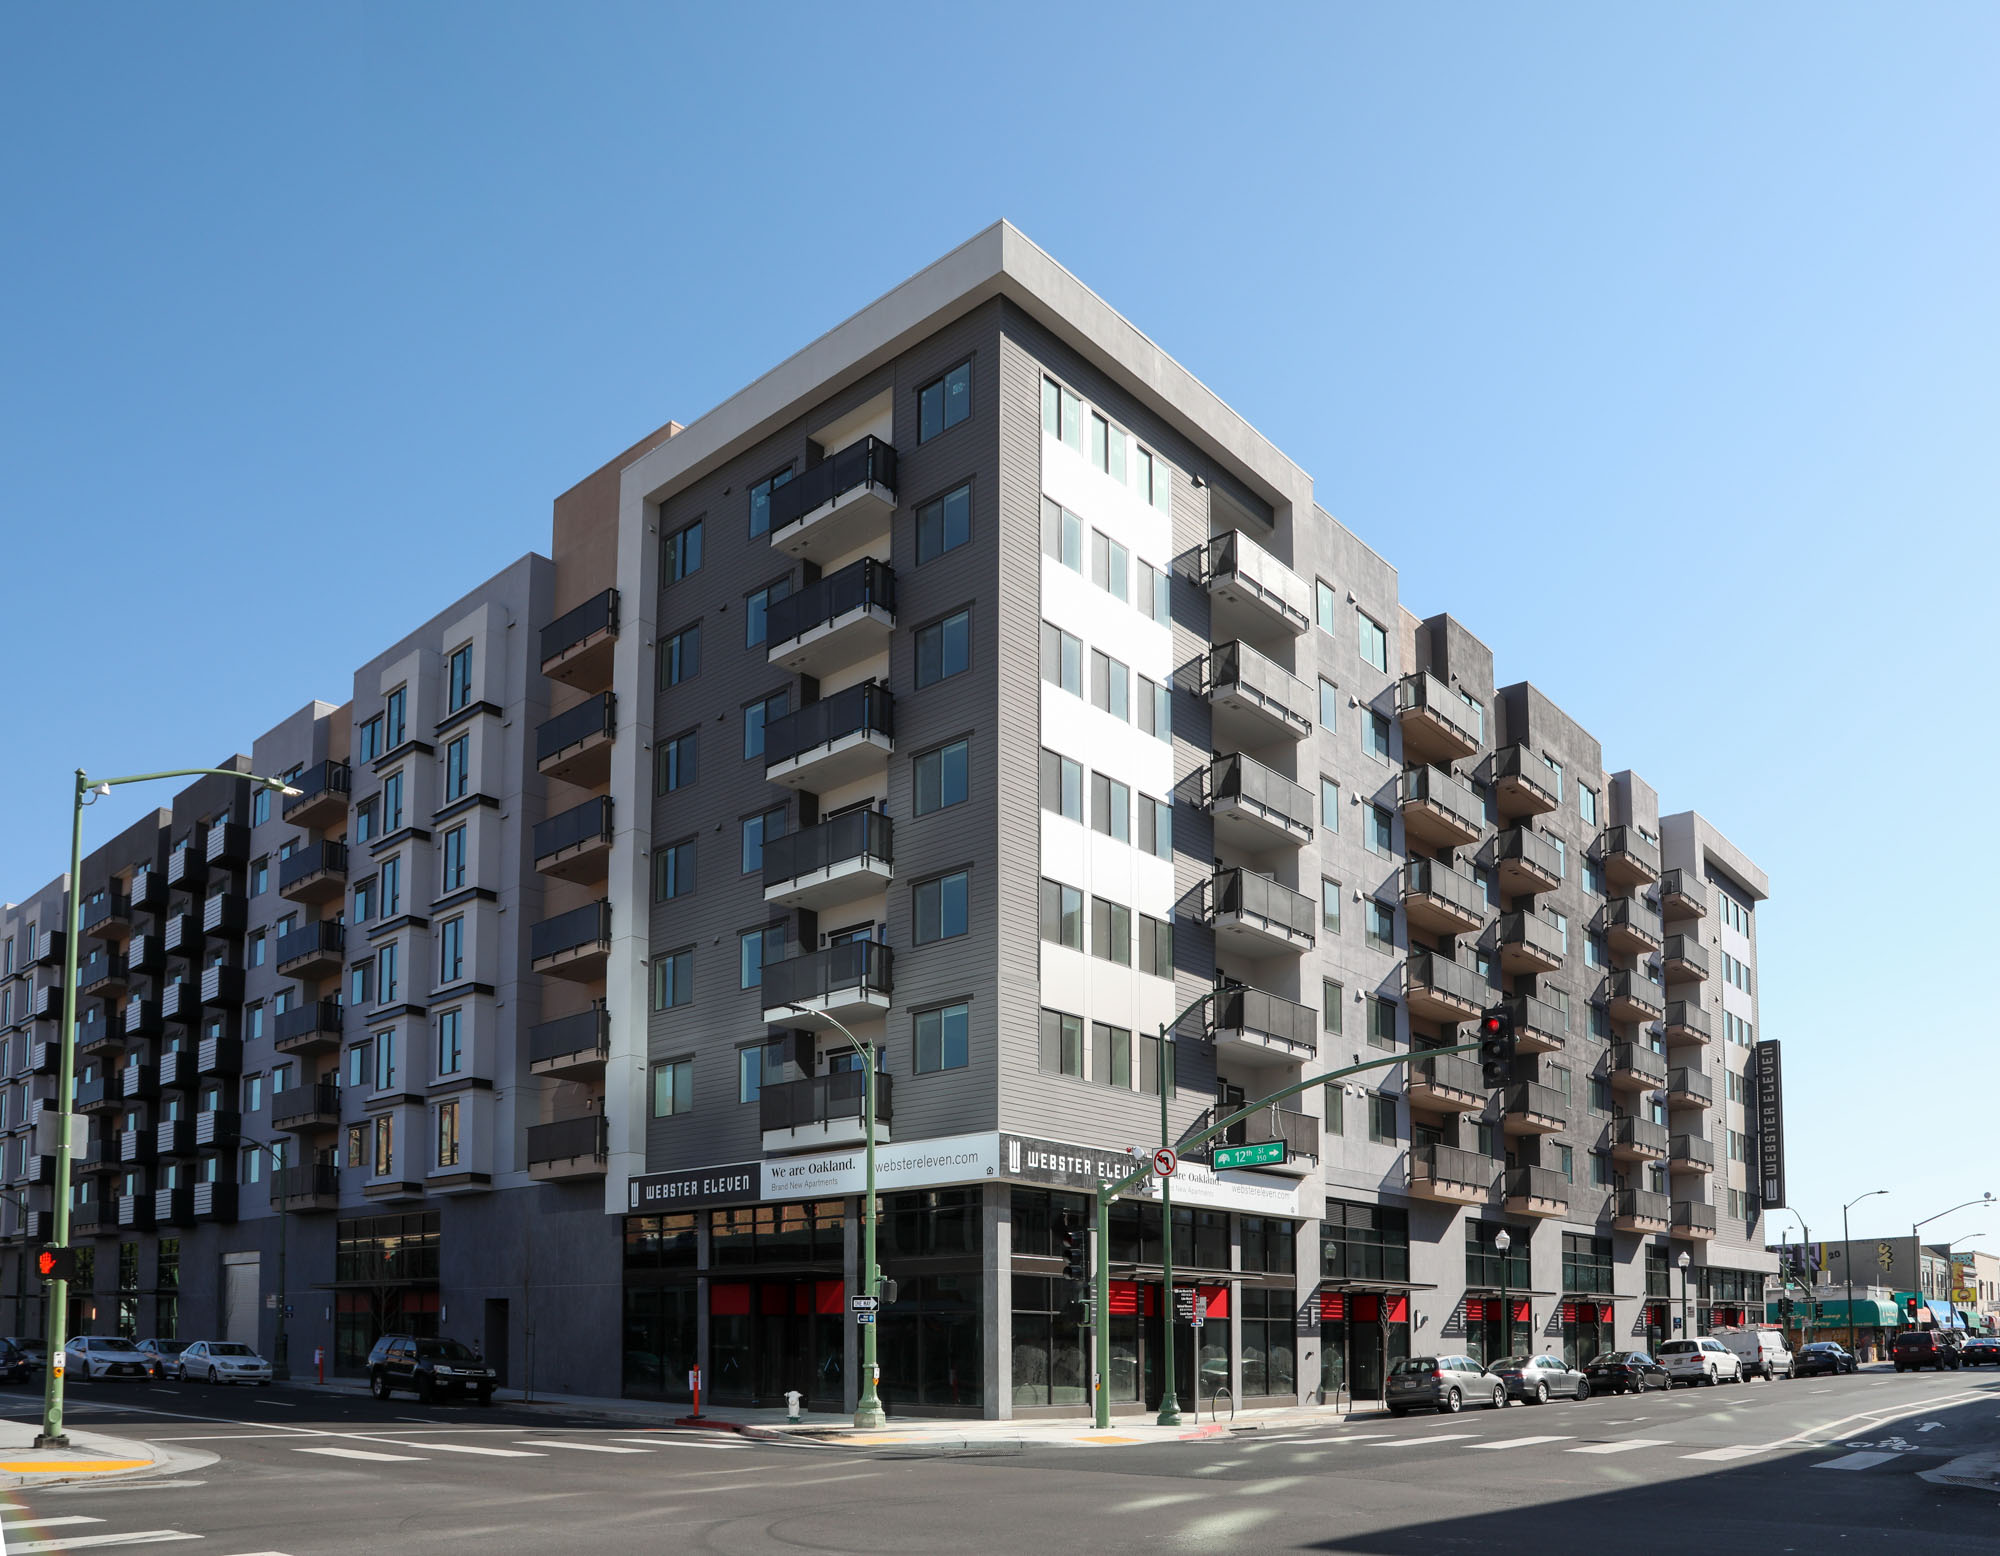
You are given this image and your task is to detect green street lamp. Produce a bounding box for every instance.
[38,766,298,1449]
[1677,1249,1692,1342]
[1841,1190,1888,1355]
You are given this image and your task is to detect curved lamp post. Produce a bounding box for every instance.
[1842,1190,1888,1354]
[1911,1193,1994,1332]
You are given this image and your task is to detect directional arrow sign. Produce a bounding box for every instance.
[1919,1422,1943,1433]
[850,1295,879,1313]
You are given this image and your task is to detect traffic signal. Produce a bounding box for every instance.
[1061,1221,1088,1285]
[1478,1006,1517,1088]
[1906,1295,1922,1323]
[35,1246,77,1284]
[1778,1296,1794,1324]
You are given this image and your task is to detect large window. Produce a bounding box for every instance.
[1089,897,1130,965]
[442,735,470,802]
[1089,772,1129,842]
[745,578,792,648]
[1012,1274,1087,1408]
[1038,749,1082,821]
[1089,649,1129,720]
[914,1004,969,1074]
[1042,497,1083,572]
[914,610,971,687]
[743,690,789,760]
[740,806,787,873]
[654,838,696,901]
[663,518,702,582]
[1091,1022,1131,1089]
[916,484,971,562]
[1038,879,1082,950]
[446,644,473,714]
[1358,612,1388,671]
[914,739,968,815]
[1322,1201,1410,1283]
[739,926,784,989]
[1241,1288,1297,1399]
[1465,1220,1531,1289]
[656,729,697,793]
[1038,1008,1083,1077]
[659,623,701,686]
[1241,1217,1296,1275]
[918,362,970,443]
[914,871,969,944]
[1090,529,1129,601]
[439,825,466,892]
[435,1009,462,1077]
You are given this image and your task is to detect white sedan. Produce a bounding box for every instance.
[182,1340,273,1386]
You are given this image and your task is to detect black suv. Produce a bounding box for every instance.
[1892,1329,1961,1372]
[366,1335,497,1404]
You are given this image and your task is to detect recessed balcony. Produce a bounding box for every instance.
[1400,764,1484,849]
[279,841,348,905]
[270,1163,341,1212]
[1658,869,1707,922]
[127,865,168,917]
[272,1079,342,1132]
[1409,1143,1498,1205]
[1204,530,1310,642]
[201,893,248,941]
[198,1035,244,1077]
[1403,857,1488,938]
[82,891,132,944]
[204,821,250,872]
[536,692,616,787]
[528,1004,610,1080]
[165,833,208,893]
[27,1040,60,1076]
[1407,1050,1488,1113]
[760,1071,893,1155]
[1671,1200,1718,1240]
[282,760,352,830]
[1611,1115,1669,1163]
[766,558,896,679]
[1207,753,1314,851]
[1206,640,1312,747]
[1663,999,1712,1048]
[760,941,894,1030]
[1208,868,1316,958]
[1397,672,1483,765]
[193,1182,238,1222]
[1603,898,1662,957]
[200,964,245,1008]
[1494,827,1562,897]
[195,1108,240,1150]
[118,999,162,1044]
[1609,1042,1667,1092]
[1404,949,1489,1026]
[1496,911,1565,975]
[76,1011,119,1057]
[159,980,201,1026]
[77,1073,118,1116]
[29,982,64,1024]
[1667,1133,1714,1176]
[1504,1164,1569,1219]
[126,933,165,977]
[1492,744,1560,818]
[78,949,128,999]
[764,808,894,914]
[276,920,345,982]
[118,1127,157,1165]
[534,795,614,885]
[1661,934,1708,983]
[526,1113,609,1183]
[1666,1065,1713,1110]
[1502,1081,1567,1135]
[768,435,898,564]
[540,587,619,690]
[1607,968,1665,1024]
[274,998,344,1056]
[764,684,894,791]
[1601,826,1661,889]
[120,1061,159,1103]
[156,1049,196,1092]
[529,901,611,982]
[1210,985,1317,1067]
[1615,1188,1672,1233]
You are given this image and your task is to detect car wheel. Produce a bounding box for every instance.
[1491,1385,1507,1410]
[1443,1387,1462,1414]
[418,1377,436,1405]
[1533,1382,1550,1406]
[371,1371,391,1401]
[1705,1367,1718,1387]
[1575,1379,1590,1402]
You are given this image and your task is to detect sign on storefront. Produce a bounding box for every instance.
[1753,1039,1786,1207]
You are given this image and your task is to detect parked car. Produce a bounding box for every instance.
[1657,1337,1743,1386]
[6,1338,47,1376]
[366,1335,497,1405]
[1793,1342,1858,1377]
[1716,1328,1794,1381]
[1583,1350,1671,1394]
[1384,1354,1510,1415]
[1892,1330,1961,1372]
[1487,1353,1591,1405]
[1960,1337,2000,1367]
[0,1338,32,1385]
[137,1338,193,1380]
[181,1341,273,1386]
[63,1335,152,1382]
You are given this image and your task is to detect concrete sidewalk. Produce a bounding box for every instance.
[0,1417,216,1490]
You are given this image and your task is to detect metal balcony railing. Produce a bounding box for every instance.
[1208,640,1312,730]
[760,941,894,1011]
[766,557,897,646]
[1667,1066,1713,1103]
[1210,868,1316,942]
[762,809,894,888]
[533,796,613,861]
[527,1005,610,1066]
[1208,752,1314,835]
[1412,1143,1498,1191]
[540,588,618,665]
[1612,1043,1668,1087]
[767,436,899,534]
[529,901,611,964]
[276,920,344,967]
[1398,672,1483,747]
[537,693,615,763]
[1619,1188,1671,1223]
[526,1114,608,1166]
[1205,530,1311,631]
[1414,1051,1488,1095]
[1505,1165,1569,1204]
[1615,1116,1669,1155]
[1407,949,1489,1008]
[1503,1081,1568,1122]
[282,759,351,821]
[1404,858,1487,920]
[1494,743,1560,805]
[1402,764,1485,835]
[764,683,894,770]
[1211,986,1317,1055]
[758,1071,893,1134]
[279,841,347,892]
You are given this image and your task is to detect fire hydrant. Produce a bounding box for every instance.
[785,1390,803,1424]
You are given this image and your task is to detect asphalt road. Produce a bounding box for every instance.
[2,1368,1997,1554]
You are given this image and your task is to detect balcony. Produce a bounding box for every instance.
[126,933,165,977]
[1207,753,1314,850]
[195,1109,241,1150]
[117,1194,157,1231]
[527,1005,609,1080]
[1672,1200,1718,1240]
[20,1153,55,1187]
[198,1036,245,1077]
[1504,1165,1569,1219]
[760,1071,894,1155]
[32,930,65,969]
[768,435,898,564]
[75,1012,119,1057]
[78,949,128,999]
[1501,1081,1567,1136]
[156,1049,196,1092]
[1218,1105,1320,1179]
[155,1118,196,1157]
[283,759,352,830]
[118,1128,157,1165]
[760,941,894,1030]
[1603,898,1662,957]
[165,833,207,893]
[1663,999,1712,1048]
[1403,858,1488,938]
[537,692,616,787]
[1611,1115,1670,1164]
[1409,1143,1499,1205]
[526,1113,609,1183]
[27,1040,60,1076]
[272,1080,342,1132]
[1659,869,1707,922]
[1615,1188,1672,1234]
[1609,1042,1667,1092]
[1404,950,1488,1026]
[194,1182,238,1222]
[1401,764,1484,849]
[29,983,64,1023]
[1607,968,1665,1024]
[1204,530,1310,642]
[201,893,248,941]
[128,865,168,916]
[153,1186,196,1227]
[766,558,896,678]
[159,981,201,1025]
[1661,934,1709,983]
[1210,986,1317,1067]
[1494,827,1562,897]
[270,1163,341,1212]
[764,809,894,913]
[1407,1051,1488,1113]
[274,998,344,1056]
[162,911,202,961]
[82,891,132,944]
[117,999,162,1044]
[120,1061,159,1103]
[1601,826,1660,888]
[279,840,349,904]
[534,795,614,885]
[1397,673,1482,765]
[1492,744,1560,818]
[200,964,246,1008]
[1208,868,1315,958]
[1497,911,1565,975]
[1668,1133,1714,1176]
[540,586,619,690]
[1206,640,1312,747]
[276,921,345,982]
[1666,1066,1713,1109]
[204,821,249,872]
[68,1204,104,1240]
[764,684,894,791]
[530,901,611,982]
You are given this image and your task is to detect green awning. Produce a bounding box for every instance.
[1766,1298,1901,1328]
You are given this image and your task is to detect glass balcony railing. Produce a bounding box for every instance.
[766,558,897,647]
[768,437,899,533]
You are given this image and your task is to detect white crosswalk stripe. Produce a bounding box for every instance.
[1568,1439,1674,1455]
[608,1436,741,1449]
[0,1515,108,1527]
[364,1440,545,1457]
[1680,1445,1763,1462]
[5,1534,202,1552]
[294,1446,424,1462]
[1471,1436,1572,1451]
[1814,1450,1903,1471]
[1367,1433,1475,1446]
[512,1439,650,1454]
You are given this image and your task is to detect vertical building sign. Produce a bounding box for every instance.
[1753,1039,1786,1207]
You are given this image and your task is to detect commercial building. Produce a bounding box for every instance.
[0,222,1783,1414]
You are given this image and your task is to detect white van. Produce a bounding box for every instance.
[1716,1328,1793,1380]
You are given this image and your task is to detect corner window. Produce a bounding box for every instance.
[918,362,971,443]
[914,610,971,688]
[914,1004,970,1074]
[917,484,971,564]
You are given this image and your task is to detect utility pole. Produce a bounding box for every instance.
[1842,1190,1887,1358]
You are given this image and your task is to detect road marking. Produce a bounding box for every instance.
[1810,1388,1832,1394]
[1919,1422,1944,1433]
[1815,1450,1902,1471]
[1470,1435,1572,1451]
[0,1516,107,1527]
[6,1535,201,1552]
[1368,1433,1473,1446]
[609,1437,738,1450]
[513,1440,648,1454]
[367,1441,544,1457]
[1569,1439,1673,1455]
[1114,1493,1206,1512]
[295,1446,424,1462]
[1682,1446,1763,1461]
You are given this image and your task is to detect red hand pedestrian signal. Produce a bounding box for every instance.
[36,1246,77,1283]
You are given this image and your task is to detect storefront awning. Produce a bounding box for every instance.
[1766,1298,1901,1328]
[1318,1279,1440,1293]
[1926,1299,1965,1329]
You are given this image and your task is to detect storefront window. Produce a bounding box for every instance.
[1241,1288,1296,1396]
[623,1286,697,1399]
[879,1273,983,1411]
[1011,1274,1086,1407]
[624,1213,696,1269]
[1242,1217,1296,1275]
[880,1190,978,1258]
[1322,1201,1409,1282]
[1009,1187,1090,1256]
[1464,1220,1531,1289]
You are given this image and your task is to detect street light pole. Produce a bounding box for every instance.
[1678,1250,1692,1343]
[1912,1194,1994,1330]
[1841,1190,1888,1357]
[38,766,297,1449]
[1152,989,1223,1430]
[1494,1228,1513,1366]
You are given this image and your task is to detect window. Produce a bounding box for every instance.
[743,691,788,760]
[347,1042,370,1090]
[1319,677,1338,731]
[1139,914,1173,978]
[1090,897,1131,966]
[1368,996,1396,1049]
[1134,444,1171,512]
[1322,979,1344,1035]
[1321,877,1342,935]
[437,917,464,984]
[381,855,402,917]
[914,739,969,815]
[1367,804,1394,855]
[1590,1151,1615,1188]
[381,770,404,832]
[652,1058,693,1117]
[1089,772,1130,842]
[384,687,406,749]
[443,735,469,802]
[655,837,696,901]
[914,872,970,944]
[1555,1143,1574,1182]
[652,948,692,1009]
[1042,377,1084,452]
[1040,622,1082,696]
[242,1073,264,1113]
[372,1115,394,1176]
[744,578,792,648]
[1584,933,1606,969]
[1552,836,1566,879]
[659,623,701,686]
[345,1123,365,1168]
[1092,1022,1132,1090]
[1039,750,1083,821]
[748,468,793,539]
[1139,794,1171,860]
[1038,1008,1084,1077]
[1039,879,1083,950]
[248,929,267,967]
[1369,1094,1399,1144]
[1315,579,1338,633]
[446,644,473,714]
[435,1101,460,1168]
[656,729,697,793]
[440,825,466,892]
[354,797,377,844]
[919,361,970,443]
[1367,712,1392,760]
[663,517,703,582]
[1042,497,1083,572]
[436,1009,462,1076]
[1137,674,1171,742]
[356,716,383,763]
[377,942,399,1004]
[737,1045,766,1103]
[915,609,971,687]
[1358,613,1388,671]
[739,926,784,989]
[1583,859,1606,896]
[1320,777,1341,829]
[373,1029,398,1090]
[1366,900,1395,951]
[1089,649,1129,720]
[252,787,270,827]
[250,857,268,896]
[915,1004,970,1074]
[1579,784,1598,825]
[1089,530,1129,602]
[1589,1075,1613,1114]
[916,483,971,563]
[1138,558,1169,623]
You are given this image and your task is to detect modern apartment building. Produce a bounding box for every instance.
[0,222,1783,1416]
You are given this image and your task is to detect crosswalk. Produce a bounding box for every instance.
[280,1429,752,1467]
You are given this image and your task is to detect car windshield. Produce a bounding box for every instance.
[1390,1357,1437,1375]
[91,1339,140,1353]
[1494,1355,1537,1368]
[153,1340,189,1354]
[1658,1341,1696,1354]
[416,1339,478,1362]
[1595,1352,1640,1364]
[208,1343,256,1357]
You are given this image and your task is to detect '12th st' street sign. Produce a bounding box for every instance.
[1212,1141,1287,1170]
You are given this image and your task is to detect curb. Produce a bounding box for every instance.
[0,1434,217,1492]
[1919,1452,2000,1494]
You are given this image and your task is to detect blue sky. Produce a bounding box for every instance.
[4,3,1995,1253]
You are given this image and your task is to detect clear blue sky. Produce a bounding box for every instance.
[4,4,1994,1253]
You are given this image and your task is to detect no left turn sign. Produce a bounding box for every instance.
[1153,1147,1178,1178]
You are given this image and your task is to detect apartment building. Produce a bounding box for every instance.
[0,222,1782,1415]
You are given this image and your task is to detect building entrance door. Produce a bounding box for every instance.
[711,1278,845,1408]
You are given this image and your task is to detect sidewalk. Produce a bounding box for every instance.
[0,1417,215,1491]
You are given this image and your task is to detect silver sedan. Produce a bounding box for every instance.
[1488,1353,1591,1405]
